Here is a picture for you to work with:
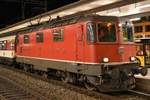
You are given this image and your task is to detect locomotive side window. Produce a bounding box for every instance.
[36,32,43,43]
[53,29,64,42]
[24,35,29,44]
[87,23,96,43]
[97,23,116,42]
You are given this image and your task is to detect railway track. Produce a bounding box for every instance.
[0,76,47,100]
[0,64,149,100]
[128,89,150,99]
[107,90,150,100]
[0,64,120,100]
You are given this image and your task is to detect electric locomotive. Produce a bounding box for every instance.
[0,15,147,92]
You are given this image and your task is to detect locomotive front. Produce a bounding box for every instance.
[84,16,145,92]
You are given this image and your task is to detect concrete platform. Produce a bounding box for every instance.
[135,68,150,93]
[135,68,150,79]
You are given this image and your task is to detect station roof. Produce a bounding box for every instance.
[0,0,149,34]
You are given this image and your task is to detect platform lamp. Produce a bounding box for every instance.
[107,8,121,16]
[135,2,150,9]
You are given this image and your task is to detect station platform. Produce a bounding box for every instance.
[135,68,150,79]
[135,68,150,93]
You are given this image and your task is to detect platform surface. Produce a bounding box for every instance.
[135,68,150,79]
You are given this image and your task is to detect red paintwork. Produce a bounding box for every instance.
[6,41,12,50]
[16,20,137,64]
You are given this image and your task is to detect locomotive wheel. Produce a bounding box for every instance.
[23,67,28,72]
[23,65,29,72]
[61,72,71,83]
[42,72,48,78]
[84,76,96,91]
[84,82,95,91]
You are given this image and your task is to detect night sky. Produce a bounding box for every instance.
[0,0,78,29]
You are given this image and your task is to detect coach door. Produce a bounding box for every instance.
[76,24,84,62]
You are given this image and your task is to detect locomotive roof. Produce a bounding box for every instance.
[0,15,118,37]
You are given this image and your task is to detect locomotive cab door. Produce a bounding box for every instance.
[76,24,84,62]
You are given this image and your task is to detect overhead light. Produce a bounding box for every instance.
[107,10,120,15]
[136,4,150,9]
[107,8,121,15]
[130,17,141,21]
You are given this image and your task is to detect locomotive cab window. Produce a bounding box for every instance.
[97,22,116,42]
[87,23,96,43]
[53,29,64,42]
[122,22,133,42]
[36,32,43,43]
[24,35,30,44]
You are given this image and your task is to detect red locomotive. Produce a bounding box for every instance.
[0,15,146,92]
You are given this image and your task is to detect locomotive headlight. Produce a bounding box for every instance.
[130,57,136,62]
[103,58,109,63]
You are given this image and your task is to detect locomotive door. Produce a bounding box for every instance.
[76,25,84,62]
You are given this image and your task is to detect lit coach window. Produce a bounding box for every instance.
[145,25,150,32]
[134,26,143,33]
[36,32,43,43]
[0,41,7,50]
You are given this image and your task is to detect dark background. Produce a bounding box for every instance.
[0,0,78,28]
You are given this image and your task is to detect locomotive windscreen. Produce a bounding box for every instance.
[97,22,116,42]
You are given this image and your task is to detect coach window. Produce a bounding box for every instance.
[145,25,150,32]
[87,23,96,43]
[0,41,6,50]
[36,32,43,43]
[24,35,30,44]
[134,26,143,33]
[10,39,15,50]
[53,29,64,42]
[0,41,7,50]
[0,41,2,50]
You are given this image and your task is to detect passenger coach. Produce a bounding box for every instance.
[0,35,15,65]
